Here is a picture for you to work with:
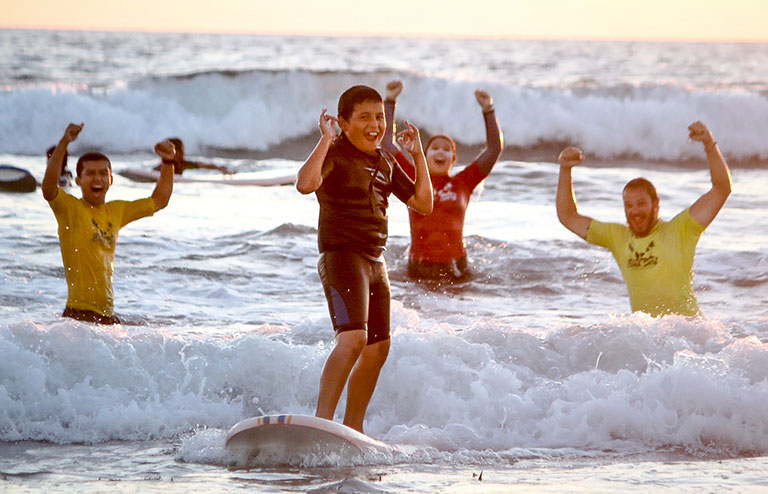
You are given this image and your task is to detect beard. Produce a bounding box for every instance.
[627,212,656,237]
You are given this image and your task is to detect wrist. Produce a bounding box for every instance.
[384,98,396,104]
[161,159,176,165]
[482,105,494,114]
[704,140,718,152]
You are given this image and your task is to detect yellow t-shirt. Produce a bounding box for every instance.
[586,208,706,317]
[49,187,155,316]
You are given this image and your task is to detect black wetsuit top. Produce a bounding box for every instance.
[316,133,415,260]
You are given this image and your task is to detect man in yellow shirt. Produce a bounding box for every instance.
[555,121,732,317]
[42,122,176,324]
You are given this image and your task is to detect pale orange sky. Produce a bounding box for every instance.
[2,0,767,41]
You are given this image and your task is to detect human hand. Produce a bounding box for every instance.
[385,80,403,101]
[154,140,178,162]
[475,90,493,112]
[61,122,84,145]
[688,121,714,146]
[558,146,584,168]
[397,121,423,156]
[318,109,340,139]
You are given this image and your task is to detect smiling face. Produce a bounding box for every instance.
[623,186,659,237]
[76,158,112,206]
[425,136,456,176]
[339,99,385,155]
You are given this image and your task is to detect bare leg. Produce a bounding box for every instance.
[343,338,391,433]
[315,330,367,421]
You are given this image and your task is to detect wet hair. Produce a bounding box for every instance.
[76,152,112,177]
[426,134,457,156]
[337,85,383,122]
[623,177,658,204]
[166,137,184,162]
[47,145,69,173]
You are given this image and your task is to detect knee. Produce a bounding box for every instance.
[335,329,368,357]
[366,339,390,366]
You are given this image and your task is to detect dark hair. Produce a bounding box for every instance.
[76,152,112,177]
[337,85,382,122]
[47,145,69,173]
[166,137,184,162]
[623,177,658,204]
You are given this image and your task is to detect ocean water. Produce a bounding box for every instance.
[1,29,767,493]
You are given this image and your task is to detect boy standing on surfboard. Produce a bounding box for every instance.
[42,122,176,324]
[297,86,432,433]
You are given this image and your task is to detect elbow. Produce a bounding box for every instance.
[414,197,433,215]
[152,192,171,211]
[556,206,572,228]
[296,182,315,195]
[490,134,503,160]
[154,198,169,212]
[42,187,56,201]
[490,146,502,163]
[723,181,733,197]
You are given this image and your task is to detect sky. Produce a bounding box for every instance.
[2,0,768,41]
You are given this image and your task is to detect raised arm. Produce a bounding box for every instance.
[397,120,433,214]
[381,80,403,157]
[687,121,732,227]
[473,89,503,176]
[296,109,339,194]
[556,146,593,239]
[43,122,83,201]
[151,140,176,211]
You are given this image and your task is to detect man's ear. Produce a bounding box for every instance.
[75,176,81,186]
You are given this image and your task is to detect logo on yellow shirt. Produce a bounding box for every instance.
[627,241,658,269]
[91,219,116,250]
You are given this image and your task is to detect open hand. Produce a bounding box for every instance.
[154,140,177,162]
[397,121,423,155]
[558,146,584,168]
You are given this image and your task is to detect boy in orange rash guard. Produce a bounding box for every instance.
[381,80,503,282]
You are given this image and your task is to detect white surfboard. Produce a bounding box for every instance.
[225,414,391,463]
[117,167,296,186]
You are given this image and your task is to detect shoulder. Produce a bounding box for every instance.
[586,219,627,246]
[454,161,484,181]
[49,187,77,208]
[669,208,706,234]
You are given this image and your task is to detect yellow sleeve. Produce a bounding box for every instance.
[586,220,625,251]
[48,187,77,223]
[118,197,156,227]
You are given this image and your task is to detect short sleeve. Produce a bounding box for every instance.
[120,197,155,227]
[586,220,625,250]
[48,187,76,222]
[672,208,706,244]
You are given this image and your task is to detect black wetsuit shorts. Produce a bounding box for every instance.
[62,306,121,325]
[407,256,471,284]
[317,250,391,345]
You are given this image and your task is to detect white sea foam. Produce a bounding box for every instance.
[3,309,767,457]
